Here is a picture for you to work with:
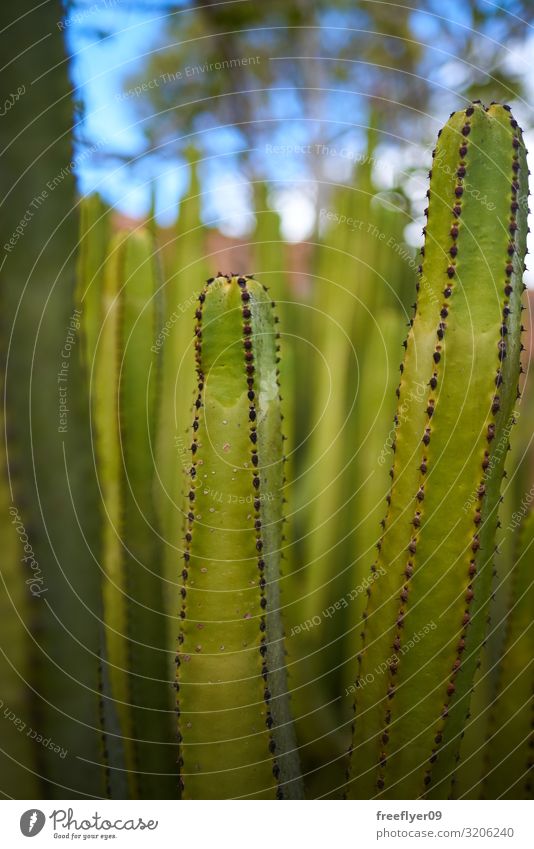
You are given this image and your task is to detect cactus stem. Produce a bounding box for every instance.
[176,275,302,799]
[347,103,528,801]
[365,109,473,793]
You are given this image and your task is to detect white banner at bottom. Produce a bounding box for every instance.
[1,799,532,848]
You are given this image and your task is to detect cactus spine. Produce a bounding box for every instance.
[155,154,209,634]
[176,275,303,799]
[347,103,528,799]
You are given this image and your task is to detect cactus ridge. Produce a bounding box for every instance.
[347,102,528,800]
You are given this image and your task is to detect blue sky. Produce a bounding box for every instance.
[64,0,534,276]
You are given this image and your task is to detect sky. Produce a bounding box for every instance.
[64,0,534,282]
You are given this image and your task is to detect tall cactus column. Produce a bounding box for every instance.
[83,227,176,798]
[347,103,528,799]
[176,275,303,799]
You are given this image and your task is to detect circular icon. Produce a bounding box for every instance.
[20,810,46,837]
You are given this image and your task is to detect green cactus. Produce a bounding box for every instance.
[0,1,106,797]
[291,130,414,795]
[252,181,287,304]
[176,274,303,799]
[90,232,130,789]
[347,102,528,799]
[0,388,40,796]
[456,360,534,799]
[119,230,176,798]
[76,193,110,369]
[481,505,534,799]
[340,308,406,693]
[84,227,176,798]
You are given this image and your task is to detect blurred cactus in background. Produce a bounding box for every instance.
[288,127,414,796]
[482,505,534,799]
[79,225,177,798]
[1,0,106,799]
